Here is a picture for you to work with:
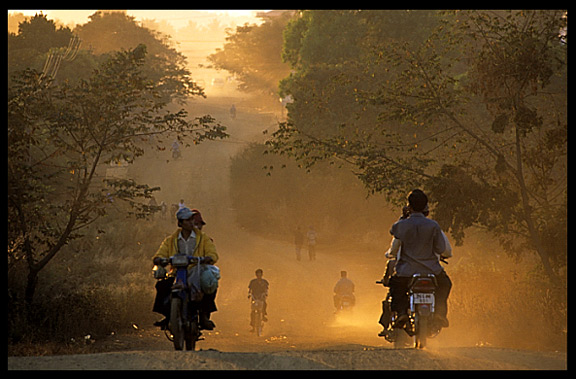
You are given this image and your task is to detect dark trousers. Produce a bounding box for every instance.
[153,277,217,318]
[389,271,452,319]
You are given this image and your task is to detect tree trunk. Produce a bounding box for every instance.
[25,267,39,309]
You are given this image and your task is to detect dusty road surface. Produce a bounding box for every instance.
[8,307,567,371]
[8,337,567,370]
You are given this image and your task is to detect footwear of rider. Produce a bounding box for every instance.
[201,320,215,330]
[154,318,168,329]
[200,313,215,330]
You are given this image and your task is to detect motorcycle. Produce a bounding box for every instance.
[377,273,442,349]
[335,294,355,313]
[153,255,207,351]
[250,294,265,337]
[406,273,442,348]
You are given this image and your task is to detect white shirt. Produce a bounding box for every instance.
[177,230,197,255]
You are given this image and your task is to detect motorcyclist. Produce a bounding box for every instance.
[377,207,408,336]
[248,268,269,331]
[333,271,355,312]
[152,207,219,330]
[387,189,452,329]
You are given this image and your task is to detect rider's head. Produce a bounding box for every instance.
[340,271,347,278]
[190,208,206,229]
[255,269,263,278]
[407,189,428,213]
[176,207,205,230]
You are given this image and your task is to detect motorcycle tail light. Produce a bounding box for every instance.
[412,278,436,292]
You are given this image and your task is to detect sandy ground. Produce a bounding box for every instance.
[8,328,567,370]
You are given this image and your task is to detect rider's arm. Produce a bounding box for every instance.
[385,237,402,259]
[431,223,446,257]
[200,233,219,264]
[440,230,452,259]
[152,234,174,264]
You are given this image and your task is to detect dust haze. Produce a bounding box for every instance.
[123,39,553,352]
[9,10,565,356]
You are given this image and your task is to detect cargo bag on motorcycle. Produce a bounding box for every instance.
[187,263,220,301]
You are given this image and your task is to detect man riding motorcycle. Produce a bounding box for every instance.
[152,207,219,330]
[248,268,269,331]
[333,270,356,312]
[387,189,452,329]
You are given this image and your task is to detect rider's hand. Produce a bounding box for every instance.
[202,256,214,265]
[153,257,167,266]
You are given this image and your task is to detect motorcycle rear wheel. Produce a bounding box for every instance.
[415,314,428,349]
[393,328,413,349]
[252,310,263,337]
[170,297,185,351]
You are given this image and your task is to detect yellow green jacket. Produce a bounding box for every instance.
[153,228,218,273]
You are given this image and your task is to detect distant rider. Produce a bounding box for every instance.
[333,270,355,312]
[152,207,219,330]
[248,268,269,331]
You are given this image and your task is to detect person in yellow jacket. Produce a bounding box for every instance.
[152,207,219,330]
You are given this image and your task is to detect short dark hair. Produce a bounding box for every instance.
[408,189,428,213]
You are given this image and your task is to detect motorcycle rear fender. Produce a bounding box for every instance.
[409,274,437,293]
[417,303,432,317]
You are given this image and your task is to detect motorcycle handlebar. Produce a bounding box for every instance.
[154,257,170,266]
[154,256,207,267]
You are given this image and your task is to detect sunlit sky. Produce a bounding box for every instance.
[8,9,270,29]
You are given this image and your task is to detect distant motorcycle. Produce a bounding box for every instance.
[250,294,265,337]
[335,294,355,313]
[154,255,208,351]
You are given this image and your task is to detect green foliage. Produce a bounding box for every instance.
[267,10,567,279]
[8,45,228,305]
[229,143,395,241]
[7,13,75,80]
[8,13,73,53]
[75,11,201,103]
[207,13,292,96]
[8,11,199,103]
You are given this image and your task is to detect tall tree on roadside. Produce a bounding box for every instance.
[8,45,228,307]
[267,10,567,283]
[207,12,293,98]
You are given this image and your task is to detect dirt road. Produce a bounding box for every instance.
[8,334,567,370]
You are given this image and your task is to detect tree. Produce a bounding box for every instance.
[267,10,566,283]
[75,10,201,103]
[8,45,228,307]
[8,13,75,81]
[207,12,293,97]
